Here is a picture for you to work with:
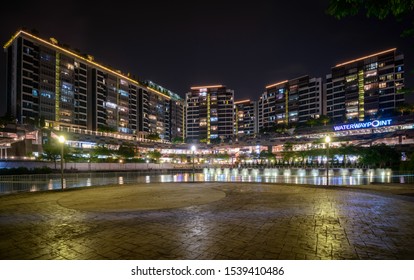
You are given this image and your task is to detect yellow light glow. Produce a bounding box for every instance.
[4,30,171,100]
[325,136,331,143]
[58,135,65,143]
[235,99,251,104]
[265,80,289,89]
[335,48,397,67]
[190,85,224,90]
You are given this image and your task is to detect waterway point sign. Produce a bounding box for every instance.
[333,119,392,131]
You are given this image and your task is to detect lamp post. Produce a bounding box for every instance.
[191,145,196,182]
[58,135,65,190]
[325,135,331,186]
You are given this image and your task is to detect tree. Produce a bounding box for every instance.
[98,125,117,133]
[147,133,160,141]
[41,140,71,169]
[359,144,400,168]
[117,144,135,159]
[90,145,111,162]
[318,115,330,126]
[327,1,414,21]
[0,113,15,127]
[172,137,184,143]
[306,117,318,127]
[259,150,275,164]
[282,142,294,164]
[147,150,162,163]
[397,104,411,116]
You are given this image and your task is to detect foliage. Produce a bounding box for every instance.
[172,137,184,143]
[40,139,72,168]
[147,150,162,162]
[117,144,135,159]
[0,113,15,127]
[215,152,230,160]
[318,115,330,126]
[42,142,62,162]
[92,145,111,157]
[306,117,318,127]
[147,133,160,140]
[98,125,117,133]
[358,144,401,168]
[210,137,221,144]
[327,0,414,20]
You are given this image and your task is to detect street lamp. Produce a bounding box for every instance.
[191,145,196,182]
[58,135,65,190]
[325,135,331,186]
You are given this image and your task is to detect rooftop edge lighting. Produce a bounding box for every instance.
[234,99,251,104]
[191,85,224,90]
[335,48,397,67]
[4,30,171,100]
[265,80,289,89]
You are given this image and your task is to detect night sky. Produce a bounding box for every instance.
[1,0,413,115]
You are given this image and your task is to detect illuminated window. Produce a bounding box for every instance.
[379,82,387,89]
[118,89,129,97]
[346,75,357,82]
[365,70,377,78]
[365,62,378,71]
[364,84,377,91]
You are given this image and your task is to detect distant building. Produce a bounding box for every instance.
[234,99,258,137]
[3,30,183,141]
[326,48,405,123]
[258,75,322,131]
[186,85,234,143]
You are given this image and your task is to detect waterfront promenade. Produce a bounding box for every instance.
[1,182,414,260]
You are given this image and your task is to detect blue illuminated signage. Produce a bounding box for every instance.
[333,119,392,131]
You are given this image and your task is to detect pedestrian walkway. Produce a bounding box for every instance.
[0,182,414,260]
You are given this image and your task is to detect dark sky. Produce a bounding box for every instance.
[1,0,413,113]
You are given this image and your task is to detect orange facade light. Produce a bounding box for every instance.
[335,48,397,67]
[265,80,288,89]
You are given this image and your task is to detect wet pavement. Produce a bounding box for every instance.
[0,182,414,260]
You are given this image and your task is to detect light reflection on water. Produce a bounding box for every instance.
[0,168,413,195]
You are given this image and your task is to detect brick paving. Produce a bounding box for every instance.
[0,182,414,260]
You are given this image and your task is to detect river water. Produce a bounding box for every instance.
[0,167,412,195]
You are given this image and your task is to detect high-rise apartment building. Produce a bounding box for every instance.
[186,85,234,143]
[234,99,258,137]
[326,48,405,122]
[3,30,183,141]
[258,75,322,130]
[142,81,185,141]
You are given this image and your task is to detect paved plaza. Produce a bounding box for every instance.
[0,182,414,260]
